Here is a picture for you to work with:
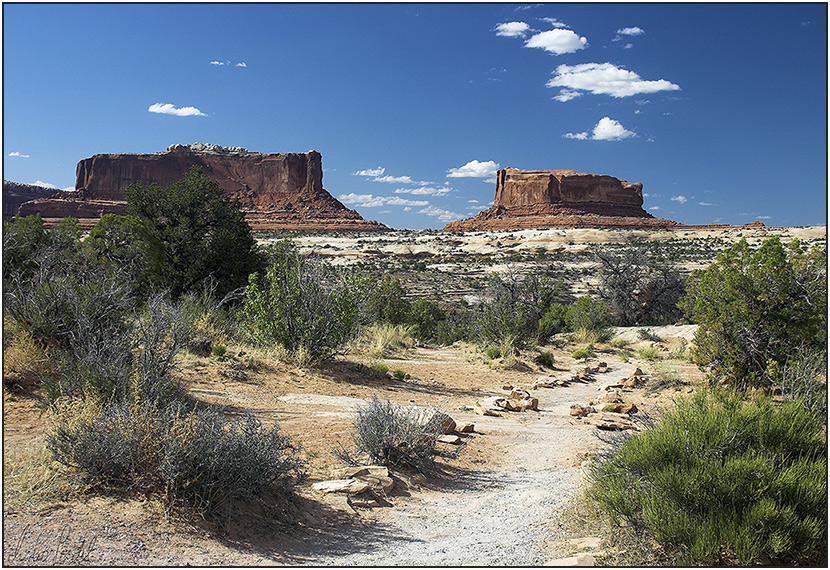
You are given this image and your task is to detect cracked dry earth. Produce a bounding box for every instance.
[4,346,642,566]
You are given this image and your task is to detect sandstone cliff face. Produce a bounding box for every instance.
[3,181,68,221]
[18,144,387,231]
[493,168,644,209]
[446,168,670,231]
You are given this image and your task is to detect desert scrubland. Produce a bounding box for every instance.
[4,217,826,566]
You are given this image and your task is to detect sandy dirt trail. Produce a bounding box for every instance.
[4,352,621,566]
[276,363,612,566]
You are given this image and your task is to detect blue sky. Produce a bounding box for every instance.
[3,3,827,229]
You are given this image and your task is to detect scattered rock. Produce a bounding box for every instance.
[457,423,475,433]
[424,412,457,435]
[437,434,462,445]
[569,404,596,418]
[388,470,426,490]
[596,391,622,404]
[331,465,389,480]
[601,403,638,414]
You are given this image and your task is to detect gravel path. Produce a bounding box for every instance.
[302,467,580,566]
[287,369,608,566]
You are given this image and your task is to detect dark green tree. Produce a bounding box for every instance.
[679,237,826,389]
[85,214,166,296]
[125,166,265,299]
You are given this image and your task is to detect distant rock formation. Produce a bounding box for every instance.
[16,144,388,231]
[446,168,687,231]
[2,181,69,222]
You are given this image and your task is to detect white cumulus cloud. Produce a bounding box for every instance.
[148,103,206,117]
[698,201,714,207]
[447,159,500,179]
[564,117,635,141]
[495,21,531,37]
[8,151,29,158]
[525,28,587,55]
[592,117,636,141]
[236,62,247,67]
[547,62,680,99]
[617,26,645,36]
[417,205,463,222]
[671,195,688,204]
[210,60,225,66]
[338,193,376,205]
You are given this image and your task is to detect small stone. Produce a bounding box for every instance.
[425,411,456,434]
[331,465,389,480]
[437,434,462,445]
[458,423,475,433]
[597,391,622,404]
[631,367,644,377]
[502,384,514,391]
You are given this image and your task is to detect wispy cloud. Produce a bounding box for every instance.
[337,193,428,208]
[538,17,569,28]
[548,62,680,99]
[495,21,531,37]
[757,215,772,219]
[210,60,246,67]
[447,159,500,179]
[417,205,463,222]
[564,117,635,141]
[650,206,661,210]
[698,201,715,207]
[525,28,587,55]
[394,185,452,196]
[374,174,419,184]
[352,167,427,185]
[8,151,29,158]
[352,167,385,177]
[671,195,688,204]
[148,103,206,117]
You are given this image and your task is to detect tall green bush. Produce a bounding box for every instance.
[477,271,558,350]
[242,241,370,363]
[589,389,827,565]
[679,237,826,389]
